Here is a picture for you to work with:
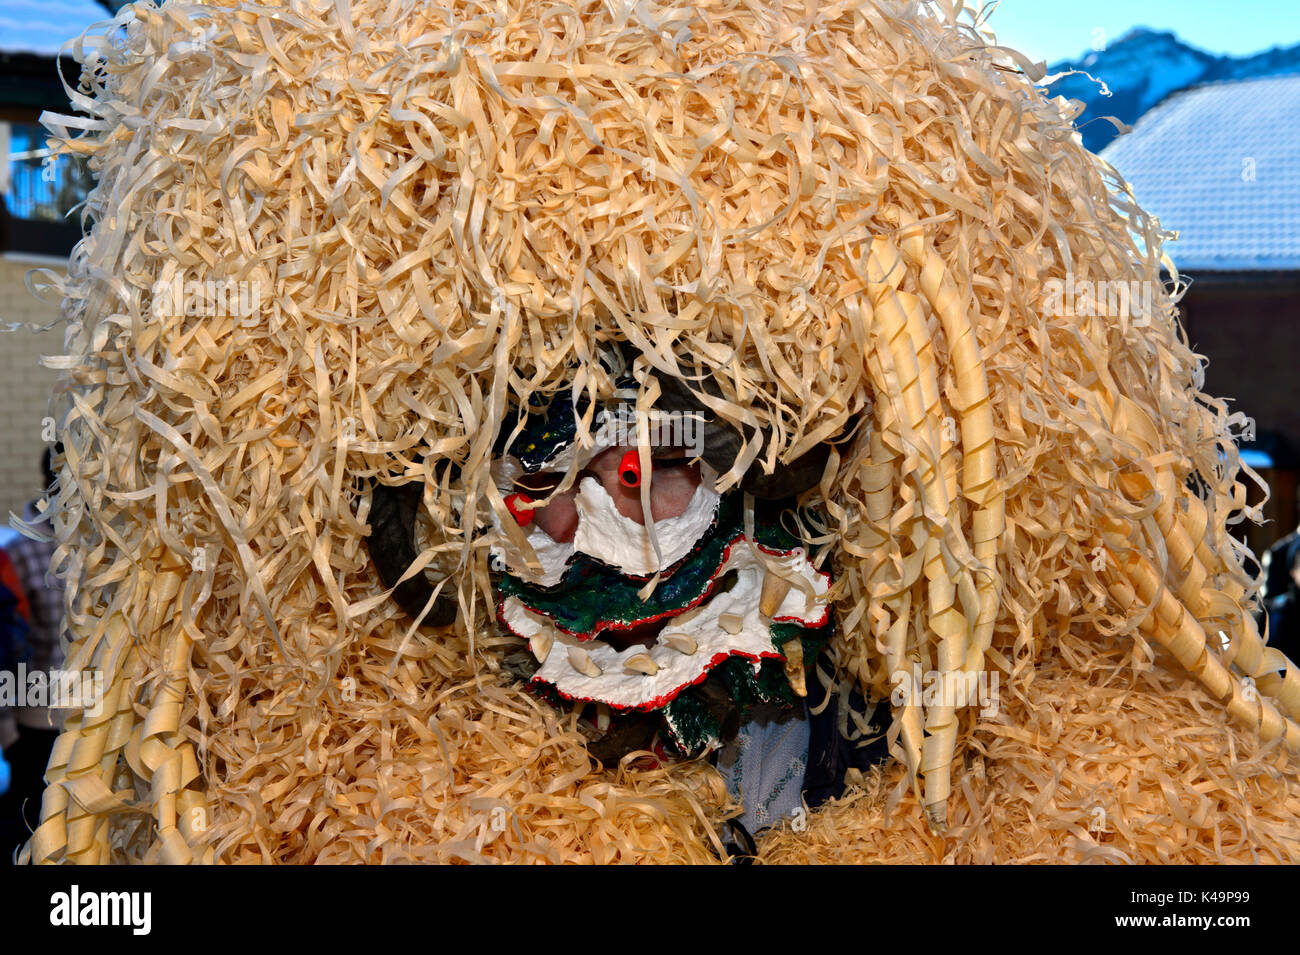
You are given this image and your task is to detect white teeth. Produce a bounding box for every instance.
[567,646,602,678]
[623,653,659,675]
[661,632,697,655]
[718,612,744,635]
[760,571,792,617]
[530,631,553,664]
[595,702,611,733]
[782,638,806,697]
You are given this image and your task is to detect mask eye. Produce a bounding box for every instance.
[504,492,535,527]
[618,449,641,487]
[618,446,694,488]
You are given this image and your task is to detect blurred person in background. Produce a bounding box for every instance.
[1262,489,1300,602]
[1266,539,1300,669]
[0,446,66,863]
[0,544,34,860]
[1264,522,1300,603]
[0,546,33,749]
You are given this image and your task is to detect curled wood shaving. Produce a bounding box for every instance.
[22,0,1298,863]
[759,629,1300,864]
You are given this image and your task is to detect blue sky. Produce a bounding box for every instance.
[983,0,1300,64]
[3,0,1299,62]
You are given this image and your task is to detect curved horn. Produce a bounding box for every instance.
[652,373,833,500]
[367,481,458,627]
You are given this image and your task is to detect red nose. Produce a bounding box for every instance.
[505,492,534,526]
[619,449,643,488]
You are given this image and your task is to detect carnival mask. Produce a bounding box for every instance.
[368,353,842,762]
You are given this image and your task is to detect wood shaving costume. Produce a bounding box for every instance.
[21,0,1300,863]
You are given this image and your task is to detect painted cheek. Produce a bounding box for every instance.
[585,446,647,524]
[648,464,702,521]
[590,465,703,525]
[533,494,579,543]
[603,477,648,524]
[586,450,703,526]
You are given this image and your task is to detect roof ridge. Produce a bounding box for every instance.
[1150,70,1300,111]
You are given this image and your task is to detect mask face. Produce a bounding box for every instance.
[488,381,836,759]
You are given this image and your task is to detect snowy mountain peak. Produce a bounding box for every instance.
[1043,30,1300,153]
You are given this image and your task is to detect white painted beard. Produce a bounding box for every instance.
[491,462,722,585]
[571,466,721,577]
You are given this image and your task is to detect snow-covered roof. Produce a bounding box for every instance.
[1100,74,1300,272]
[0,0,115,57]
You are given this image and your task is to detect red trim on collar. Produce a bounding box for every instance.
[529,648,786,713]
[496,534,832,640]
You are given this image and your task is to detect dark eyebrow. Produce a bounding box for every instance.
[514,470,562,492]
[514,464,593,494]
